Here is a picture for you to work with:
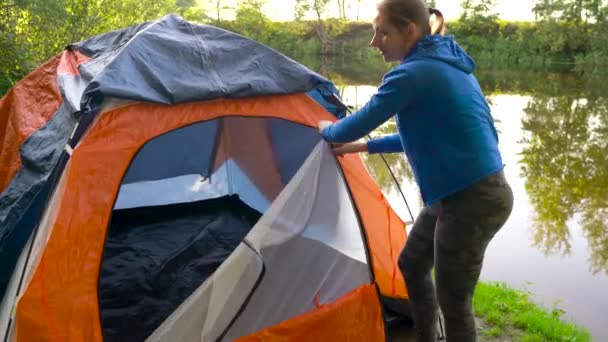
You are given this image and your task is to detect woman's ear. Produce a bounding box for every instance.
[406,21,420,39]
[398,21,420,40]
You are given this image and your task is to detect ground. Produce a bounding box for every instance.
[386,318,525,342]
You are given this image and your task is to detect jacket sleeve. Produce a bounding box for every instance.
[320,67,413,143]
[367,133,404,154]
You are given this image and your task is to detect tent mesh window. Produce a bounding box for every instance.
[98,117,320,342]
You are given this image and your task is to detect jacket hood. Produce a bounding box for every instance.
[404,34,476,73]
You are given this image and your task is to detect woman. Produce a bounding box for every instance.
[317,0,513,341]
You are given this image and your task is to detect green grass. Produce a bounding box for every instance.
[473,282,592,341]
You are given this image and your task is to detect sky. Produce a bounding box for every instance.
[260,0,536,22]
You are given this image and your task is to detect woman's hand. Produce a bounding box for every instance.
[332,141,368,156]
[317,120,367,155]
[317,120,333,134]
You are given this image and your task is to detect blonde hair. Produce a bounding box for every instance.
[377,0,446,35]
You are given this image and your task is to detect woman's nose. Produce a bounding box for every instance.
[369,35,378,48]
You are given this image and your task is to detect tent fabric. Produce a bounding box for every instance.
[0,49,89,302]
[235,284,385,342]
[145,241,265,342]
[0,232,31,340]
[1,160,71,342]
[120,120,219,184]
[100,116,322,341]
[10,94,408,341]
[0,71,78,302]
[338,152,408,298]
[0,55,63,191]
[0,14,343,302]
[115,162,273,213]
[145,142,371,341]
[210,118,285,206]
[12,95,335,341]
[99,195,261,342]
[267,119,321,185]
[114,117,321,213]
[221,142,370,341]
[71,14,335,115]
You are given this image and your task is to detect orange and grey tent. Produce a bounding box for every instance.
[0,15,408,341]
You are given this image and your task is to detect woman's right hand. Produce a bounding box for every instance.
[332,141,368,156]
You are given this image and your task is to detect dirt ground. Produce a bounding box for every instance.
[386,323,417,341]
[385,318,520,341]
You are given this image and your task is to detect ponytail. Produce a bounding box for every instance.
[428,8,446,35]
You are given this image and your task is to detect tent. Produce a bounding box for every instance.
[0,15,409,341]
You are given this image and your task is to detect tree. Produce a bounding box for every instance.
[295,0,330,21]
[206,0,233,24]
[295,0,333,54]
[336,0,346,20]
[533,0,607,24]
[0,0,182,90]
[0,0,25,88]
[460,0,498,21]
[177,0,196,16]
[234,0,269,41]
[457,0,500,45]
[531,0,607,56]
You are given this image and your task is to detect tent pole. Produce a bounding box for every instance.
[376,152,415,224]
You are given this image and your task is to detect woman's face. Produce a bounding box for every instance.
[369,10,416,62]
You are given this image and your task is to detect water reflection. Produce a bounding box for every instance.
[361,121,414,191]
[520,94,608,275]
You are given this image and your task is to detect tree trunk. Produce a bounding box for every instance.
[314,21,331,54]
[216,0,221,24]
[314,6,329,54]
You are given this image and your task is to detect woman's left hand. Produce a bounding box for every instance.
[317,120,333,134]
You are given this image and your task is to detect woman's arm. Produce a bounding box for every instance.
[332,141,368,155]
[320,67,414,143]
[367,133,404,154]
[326,134,403,156]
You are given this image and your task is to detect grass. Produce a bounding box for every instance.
[473,282,592,341]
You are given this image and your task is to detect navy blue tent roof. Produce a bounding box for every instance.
[73,14,334,105]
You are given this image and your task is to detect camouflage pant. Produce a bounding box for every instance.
[398,170,513,342]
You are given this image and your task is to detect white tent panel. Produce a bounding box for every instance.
[248,142,367,263]
[114,159,271,213]
[220,142,371,340]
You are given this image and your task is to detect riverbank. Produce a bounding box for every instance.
[473,282,591,341]
[388,281,591,341]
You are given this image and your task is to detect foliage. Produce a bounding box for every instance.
[0,0,187,91]
[232,0,270,41]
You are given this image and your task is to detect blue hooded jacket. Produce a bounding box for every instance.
[321,34,503,205]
